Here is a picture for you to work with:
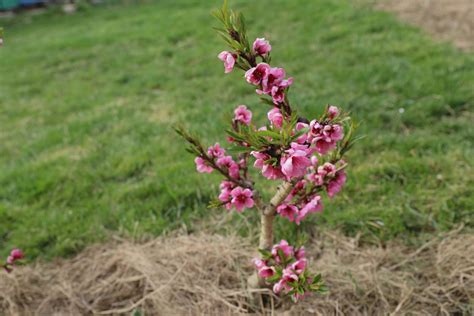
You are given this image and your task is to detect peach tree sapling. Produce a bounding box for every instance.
[177,1,359,302]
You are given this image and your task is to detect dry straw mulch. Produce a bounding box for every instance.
[0,228,473,315]
[377,0,474,51]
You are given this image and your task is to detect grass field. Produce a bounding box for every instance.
[0,0,473,259]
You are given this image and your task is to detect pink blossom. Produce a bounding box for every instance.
[207,143,225,158]
[308,173,324,186]
[272,240,294,261]
[328,105,339,119]
[217,51,237,73]
[220,180,234,191]
[276,203,299,222]
[282,267,298,283]
[195,157,213,173]
[218,188,231,203]
[4,248,24,272]
[252,151,269,169]
[258,266,276,278]
[291,259,307,274]
[252,258,267,270]
[295,246,305,260]
[252,151,285,180]
[327,170,347,198]
[6,256,14,265]
[10,249,23,261]
[295,122,309,144]
[233,105,252,125]
[262,164,285,180]
[281,143,311,179]
[273,279,287,294]
[262,67,285,94]
[297,195,323,224]
[230,187,254,212]
[216,156,240,179]
[253,37,272,56]
[245,63,270,85]
[271,78,293,104]
[267,107,283,128]
[318,162,337,178]
[308,120,344,154]
[218,181,234,208]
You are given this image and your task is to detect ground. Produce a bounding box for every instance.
[378,0,474,51]
[0,0,473,261]
[1,228,472,314]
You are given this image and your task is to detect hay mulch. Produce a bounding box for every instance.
[377,0,474,51]
[0,228,473,315]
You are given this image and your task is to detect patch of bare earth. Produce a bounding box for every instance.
[377,0,474,50]
[1,227,473,315]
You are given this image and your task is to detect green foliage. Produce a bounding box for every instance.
[0,0,472,259]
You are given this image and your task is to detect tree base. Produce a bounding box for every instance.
[246,273,284,312]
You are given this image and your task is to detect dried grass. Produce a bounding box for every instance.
[0,228,473,315]
[377,0,474,50]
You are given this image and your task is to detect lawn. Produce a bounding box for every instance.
[0,0,473,259]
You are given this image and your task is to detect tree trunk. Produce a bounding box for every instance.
[248,182,293,292]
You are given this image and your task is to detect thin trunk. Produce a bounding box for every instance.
[248,182,293,292]
[259,182,293,250]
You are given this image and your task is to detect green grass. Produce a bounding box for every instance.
[0,0,473,259]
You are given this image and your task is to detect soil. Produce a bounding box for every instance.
[377,0,474,50]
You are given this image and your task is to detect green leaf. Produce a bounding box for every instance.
[258,248,272,259]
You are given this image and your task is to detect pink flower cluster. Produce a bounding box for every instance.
[245,63,293,105]
[274,158,347,224]
[3,248,24,273]
[253,240,322,302]
[218,181,254,212]
[218,38,292,105]
[194,141,255,212]
[218,38,271,74]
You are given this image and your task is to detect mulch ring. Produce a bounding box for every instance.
[0,227,473,315]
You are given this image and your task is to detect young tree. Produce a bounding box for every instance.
[177,1,359,302]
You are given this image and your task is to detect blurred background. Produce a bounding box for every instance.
[0,0,472,260]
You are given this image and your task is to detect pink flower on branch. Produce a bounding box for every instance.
[276,203,299,222]
[258,265,276,278]
[3,248,24,273]
[280,143,312,179]
[308,120,344,155]
[230,187,254,212]
[218,51,237,73]
[207,143,225,158]
[271,78,293,104]
[233,105,252,125]
[253,38,272,56]
[252,151,285,180]
[267,107,284,128]
[245,63,270,85]
[195,157,213,173]
[271,240,294,262]
[327,105,340,119]
[262,67,285,94]
[297,195,323,224]
[327,170,347,198]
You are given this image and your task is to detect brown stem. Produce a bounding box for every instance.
[248,181,293,292]
[259,182,293,249]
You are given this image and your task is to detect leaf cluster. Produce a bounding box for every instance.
[211,0,255,70]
